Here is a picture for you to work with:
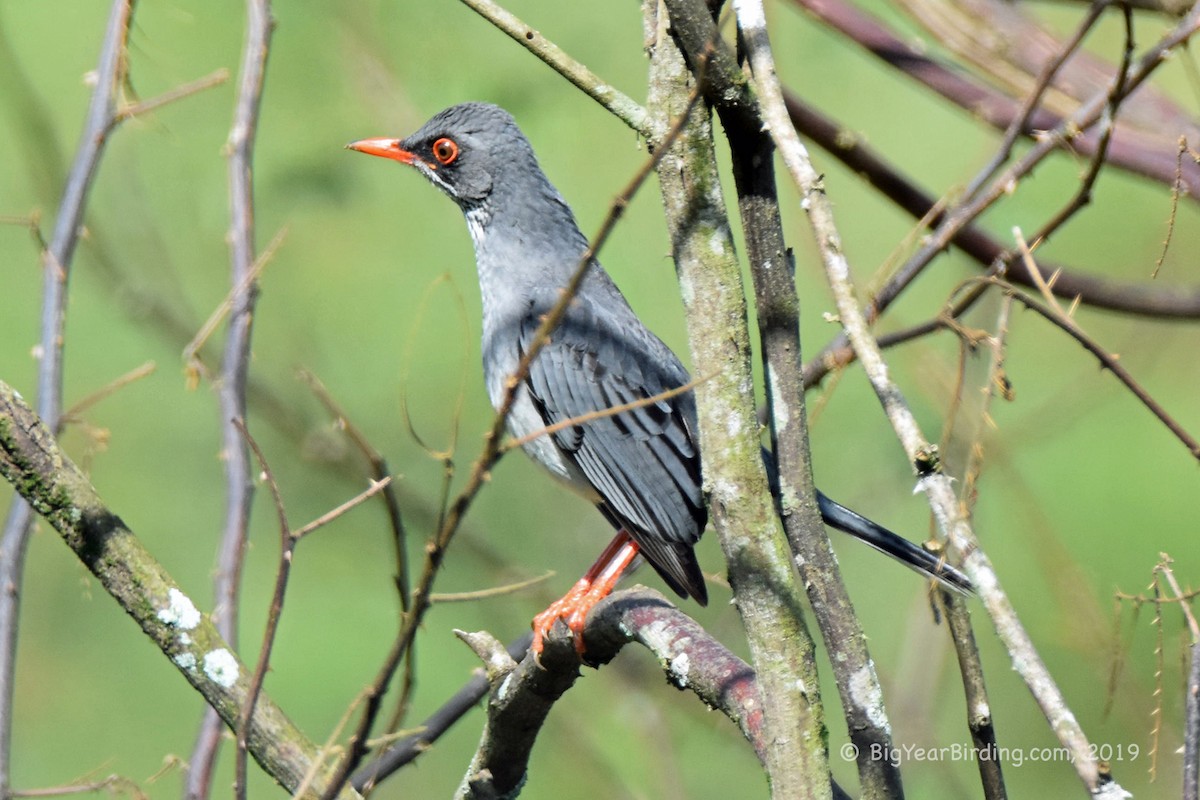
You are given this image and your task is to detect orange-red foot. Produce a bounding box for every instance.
[531,531,640,656]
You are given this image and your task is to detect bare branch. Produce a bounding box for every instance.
[0,381,357,800]
[1186,639,1200,800]
[61,361,157,422]
[658,2,904,794]
[649,2,832,794]
[454,588,857,800]
[0,2,134,793]
[231,418,294,800]
[350,635,534,794]
[187,1,277,795]
[733,0,1130,795]
[456,0,651,135]
[298,369,411,606]
[113,68,230,124]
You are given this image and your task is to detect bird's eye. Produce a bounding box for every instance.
[431,137,459,165]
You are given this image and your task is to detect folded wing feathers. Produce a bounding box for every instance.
[519,301,707,602]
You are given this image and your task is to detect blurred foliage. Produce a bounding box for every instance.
[1,0,1197,798]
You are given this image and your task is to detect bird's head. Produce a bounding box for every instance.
[347,102,540,209]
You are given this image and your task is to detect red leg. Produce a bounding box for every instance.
[531,530,640,656]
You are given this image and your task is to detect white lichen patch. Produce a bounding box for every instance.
[157,588,201,630]
[669,652,691,688]
[725,409,742,437]
[849,663,890,732]
[202,649,239,688]
[174,652,197,670]
[496,671,515,703]
[766,364,789,428]
[708,230,729,258]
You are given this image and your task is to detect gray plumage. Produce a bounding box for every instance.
[390,103,708,602]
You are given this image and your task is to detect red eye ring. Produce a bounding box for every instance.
[431,137,459,165]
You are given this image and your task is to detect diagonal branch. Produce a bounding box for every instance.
[0,381,358,800]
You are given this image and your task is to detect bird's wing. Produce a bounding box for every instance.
[517,292,707,603]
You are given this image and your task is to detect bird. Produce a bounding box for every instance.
[347,102,970,654]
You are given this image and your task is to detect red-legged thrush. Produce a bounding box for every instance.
[348,103,970,652]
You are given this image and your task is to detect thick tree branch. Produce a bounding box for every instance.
[453,588,853,800]
[0,381,357,800]
[646,4,830,796]
[656,2,905,797]
[453,627,582,799]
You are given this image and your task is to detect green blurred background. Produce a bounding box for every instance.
[2,0,1197,797]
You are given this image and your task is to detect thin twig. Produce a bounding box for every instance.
[182,226,287,387]
[939,293,1012,800]
[62,361,157,421]
[0,2,134,794]
[113,68,231,124]
[786,0,1200,196]
[993,262,1200,459]
[961,0,1113,199]
[456,0,651,136]
[430,572,555,603]
[232,418,294,800]
[1020,4,1135,248]
[187,1,275,796]
[782,90,1200,331]
[293,477,395,540]
[1153,136,1188,279]
[297,370,411,607]
[875,0,1200,333]
[502,370,715,453]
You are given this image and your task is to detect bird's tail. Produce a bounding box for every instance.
[816,490,972,594]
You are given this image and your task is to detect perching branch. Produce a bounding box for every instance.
[453,588,853,800]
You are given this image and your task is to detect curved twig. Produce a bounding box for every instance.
[0,2,134,793]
